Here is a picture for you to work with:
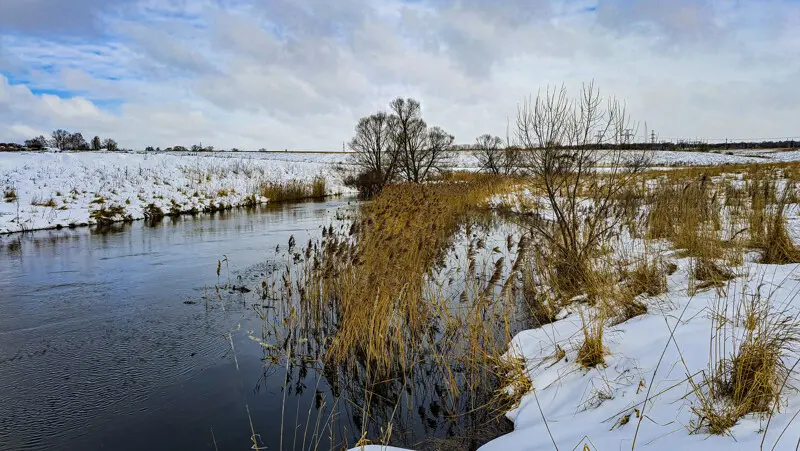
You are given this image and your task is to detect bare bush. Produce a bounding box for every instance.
[473,134,521,175]
[516,81,650,290]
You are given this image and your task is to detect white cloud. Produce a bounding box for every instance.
[0,0,798,149]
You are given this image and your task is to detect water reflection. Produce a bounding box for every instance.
[243,214,531,450]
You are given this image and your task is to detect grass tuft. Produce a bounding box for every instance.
[577,312,607,369]
[4,187,17,203]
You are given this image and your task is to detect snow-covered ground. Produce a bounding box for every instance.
[477,258,800,451]
[0,151,351,234]
[451,148,800,170]
[4,147,800,234]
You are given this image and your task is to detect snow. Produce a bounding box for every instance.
[0,151,352,234]
[479,258,800,451]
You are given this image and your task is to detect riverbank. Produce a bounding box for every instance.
[0,151,351,234]
[347,165,800,451]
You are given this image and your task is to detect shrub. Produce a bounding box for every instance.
[4,187,17,203]
[344,169,385,198]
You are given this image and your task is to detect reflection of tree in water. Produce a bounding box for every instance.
[251,214,531,450]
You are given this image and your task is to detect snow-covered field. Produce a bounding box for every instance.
[450,148,800,170]
[3,147,800,234]
[0,151,351,234]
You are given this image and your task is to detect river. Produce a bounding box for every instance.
[0,199,356,450]
[0,197,521,451]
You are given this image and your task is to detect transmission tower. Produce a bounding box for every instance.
[623,129,634,144]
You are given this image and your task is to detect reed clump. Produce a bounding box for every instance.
[647,175,723,258]
[692,290,798,434]
[577,312,607,369]
[626,258,667,298]
[90,204,131,225]
[3,187,17,202]
[315,177,513,374]
[489,353,533,412]
[258,177,327,203]
[31,197,57,208]
[755,185,800,265]
[311,176,326,199]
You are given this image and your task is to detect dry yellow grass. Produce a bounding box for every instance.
[258,178,327,202]
[691,290,797,435]
[577,311,607,369]
[304,175,516,374]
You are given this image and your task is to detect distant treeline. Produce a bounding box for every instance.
[453,140,799,152]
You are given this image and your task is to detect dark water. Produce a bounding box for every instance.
[0,200,356,451]
[0,199,523,451]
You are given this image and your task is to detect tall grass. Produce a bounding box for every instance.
[311,176,512,372]
[254,162,800,448]
[258,174,534,447]
[691,279,800,434]
[258,177,328,203]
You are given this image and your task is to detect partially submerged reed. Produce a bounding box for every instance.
[311,176,512,373]
[254,161,800,448]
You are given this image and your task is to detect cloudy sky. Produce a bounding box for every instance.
[0,0,798,150]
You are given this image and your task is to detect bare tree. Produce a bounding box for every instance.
[474,134,504,174]
[421,126,455,180]
[473,134,522,175]
[66,132,88,150]
[91,136,102,151]
[389,98,453,183]
[348,112,398,192]
[51,129,70,151]
[516,81,648,288]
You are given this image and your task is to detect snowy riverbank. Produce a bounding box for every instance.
[4,148,800,234]
[355,255,800,450]
[0,151,351,234]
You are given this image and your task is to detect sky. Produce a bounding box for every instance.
[0,0,798,150]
